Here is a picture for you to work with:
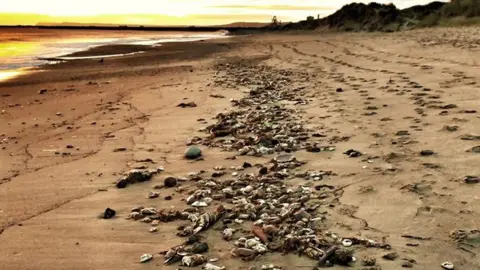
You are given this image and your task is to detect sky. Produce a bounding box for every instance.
[0,0,444,26]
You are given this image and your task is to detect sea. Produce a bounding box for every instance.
[0,28,228,82]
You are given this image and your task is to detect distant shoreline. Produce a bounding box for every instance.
[0,25,265,34]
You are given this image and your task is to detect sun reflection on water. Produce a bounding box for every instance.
[0,70,25,82]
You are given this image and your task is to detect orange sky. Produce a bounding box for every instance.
[0,1,443,26]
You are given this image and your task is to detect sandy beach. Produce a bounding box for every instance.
[0,27,479,270]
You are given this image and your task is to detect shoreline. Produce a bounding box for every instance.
[0,30,231,84]
[0,27,479,270]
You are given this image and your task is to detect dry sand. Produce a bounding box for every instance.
[0,27,479,270]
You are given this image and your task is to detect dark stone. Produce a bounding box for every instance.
[103,208,116,219]
[441,104,457,109]
[395,130,410,136]
[38,89,47,94]
[464,176,480,184]
[242,162,252,168]
[344,149,362,157]
[190,242,209,254]
[177,102,197,108]
[164,195,172,200]
[468,146,480,153]
[185,146,202,159]
[307,145,321,153]
[402,261,414,268]
[164,177,178,188]
[66,145,74,149]
[116,179,128,188]
[259,167,268,175]
[185,235,201,245]
[420,150,435,156]
[336,88,344,92]
[113,147,127,152]
[382,252,398,261]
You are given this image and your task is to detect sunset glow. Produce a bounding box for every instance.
[0,0,443,25]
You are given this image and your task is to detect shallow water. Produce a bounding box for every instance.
[0,28,227,81]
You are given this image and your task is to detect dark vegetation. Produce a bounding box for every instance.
[275,0,480,32]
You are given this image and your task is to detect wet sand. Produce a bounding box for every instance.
[0,27,479,270]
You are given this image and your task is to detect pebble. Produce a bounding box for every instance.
[185,146,202,159]
[362,257,376,266]
[202,263,226,270]
[441,262,454,270]
[164,177,178,187]
[344,149,362,157]
[140,253,153,263]
[148,191,159,199]
[149,227,158,233]
[382,252,398,260]
[420,150,435,156]
[103,208,116,219]
[464,176,479,184]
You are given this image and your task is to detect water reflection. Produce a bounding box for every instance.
[0,70,25,82]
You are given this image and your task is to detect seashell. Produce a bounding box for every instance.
[140,217,152,223]
[232,172,239,176]
[231,247,255,257]
[140,253,153,263]
[193,207,224,234]
[203,197,213,204]
[362,257,376,266]
[441,262,454,270]
[333,248,354,265]
[202,263,226,270]
[182,254,207,267]
[212,194,225,200]
[342,239,353,247]
[140,207,157,215]
[303,247,324,260]
[192,201,209,207]
[127,212,143,220]
[178,226,194,237]
[252,243,268,254]
[222,228,236,241]
[222,187,234,197]
[245,238,261,248]
[240,185,254,194]
[186,196,196,205]
[261,264,281,270]
[148,191,160,199]
[190,242,209,254]
[273,154,296,163]
[293,209,311,221]
[164,245,185,265]
[205,181,218,187]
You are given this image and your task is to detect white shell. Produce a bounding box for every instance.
[140,253,153,263]
[192,201,209,207]
[441,262,454,270]
[342,239,353,247]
